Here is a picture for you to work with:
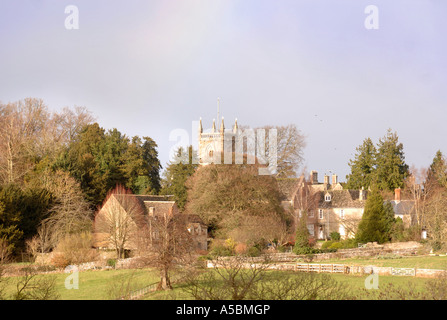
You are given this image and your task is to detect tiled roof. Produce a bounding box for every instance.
[317,190,366,208]
[389,200,415,216]
[277,178,302,201]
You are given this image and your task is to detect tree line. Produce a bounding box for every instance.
[0,98,162,256]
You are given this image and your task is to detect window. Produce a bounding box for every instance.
[307,225,315,236]
[325,193,331,202]
[340,209,344,219]
[319,209,324,220]
[309,210,314,218]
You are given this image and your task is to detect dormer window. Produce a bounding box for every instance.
[325,193,331,202]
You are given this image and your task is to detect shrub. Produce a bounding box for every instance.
[247,246,261,257]
[321,241,334,250]
[107,259,116,268]
[330,232,341,241]
[210,244,233,257]
[293,246,338,255]
[50,253,70,269]
[328,242,343,250]
[235,243,247,255]
[52,232,98,267]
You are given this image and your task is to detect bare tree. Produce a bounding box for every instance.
[424,189,447,250]
[182,254,352,300]
[137,209,196,290]
[182,255,271,300]
[0,98,49,184]
[35,170,93,251]
[12,267,60,300]
[258,124,306,178]
[95,185,146,259]
[404,166,426,226]
[0,98,94,185]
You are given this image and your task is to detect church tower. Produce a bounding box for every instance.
[198,117,238,165]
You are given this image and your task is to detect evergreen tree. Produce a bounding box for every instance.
[120,136,162,195]
[426,150,447,190]
[294,215,310,249]
[375,129,409,191]
[160,146,198,211]
[57,123,162,207]
[346,129,409,192]
[345,138,376,189]
[356,188,394,244]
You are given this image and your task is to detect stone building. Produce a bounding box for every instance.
[278,170,416,241]
[94,194,208,253]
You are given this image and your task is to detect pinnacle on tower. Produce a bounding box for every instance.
[198,117,203,133]
[220,117,225,133]
[233,118,238,134]
[212,119,216,133]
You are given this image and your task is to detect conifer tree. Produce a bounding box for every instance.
[160,146,198,211]
[356,188,394,244]
[345,138,377,189]
[375,129,409,191]
[425,150,447,190]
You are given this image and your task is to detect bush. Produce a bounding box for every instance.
[107,259,116,268]
[210,244,233,257]
[52,232,98,267]
[330,232,341,241]
[328,242,343,250]
[293,246,338,255]
[50,253,70,269]
[321,241,334,250]
[235,243,247,255]
[247,246,261,257]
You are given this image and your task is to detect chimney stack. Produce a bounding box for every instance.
[310,170,318,184]
[332,174,338,186]
[395,188,401,202]
[324,175,330,185]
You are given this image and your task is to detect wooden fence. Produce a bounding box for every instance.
[118,282,158,300]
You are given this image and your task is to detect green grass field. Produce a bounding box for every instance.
[1,254,444,300]
[2,268,160,300]
[317,254,447,270]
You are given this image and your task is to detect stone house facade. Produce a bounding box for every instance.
[278,170,416,241]
[94,194,208,253]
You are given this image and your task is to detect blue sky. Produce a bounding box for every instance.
[1,0,446,180]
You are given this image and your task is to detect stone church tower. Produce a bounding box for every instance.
[198,117,239,165]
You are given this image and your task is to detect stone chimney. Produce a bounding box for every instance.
[332,174,338,186]
[395,188,401,202]
[324,175,330,185]
[310,170,318,184]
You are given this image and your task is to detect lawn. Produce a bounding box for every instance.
[2,268,161,300]
[1,254,443,300]
[317,254,447,270]
[143,270,433,300]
